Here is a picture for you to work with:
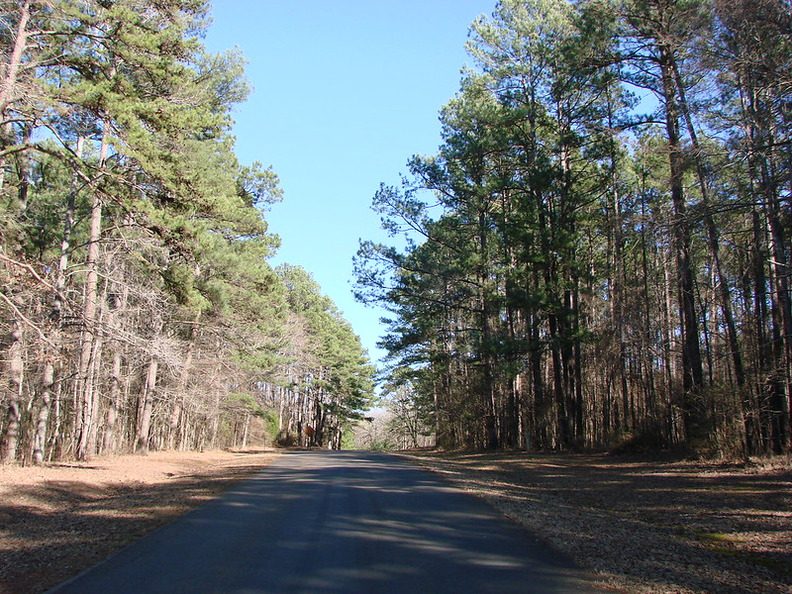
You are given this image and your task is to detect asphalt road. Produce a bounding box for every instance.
[49,451,602,593]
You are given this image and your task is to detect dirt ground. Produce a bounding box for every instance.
[403,451,792,594]
[0,449,278,594]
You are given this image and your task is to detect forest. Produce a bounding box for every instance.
[0,0,375,464]
[356,0,792,457]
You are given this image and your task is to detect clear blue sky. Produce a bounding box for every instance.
[203,0,496,367]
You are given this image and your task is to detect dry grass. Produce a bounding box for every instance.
[0,449,278,594]
[402,451,792,594]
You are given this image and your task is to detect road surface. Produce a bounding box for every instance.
[50,451,602,593]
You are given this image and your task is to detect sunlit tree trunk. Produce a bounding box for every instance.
[136,356,159,455]
[102,348,122,454]
[1,319,24,463]
[0,0,32,193]
[33,350,54,464]
[75,124,110,461]
[36,136,86,463]
[169,319,198,450]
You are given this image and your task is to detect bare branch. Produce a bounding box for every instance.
[0,290,57,348]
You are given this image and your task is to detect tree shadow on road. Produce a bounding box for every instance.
[0,458,273,594]
[405,450,792,593]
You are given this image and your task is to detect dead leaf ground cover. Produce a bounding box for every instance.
[0,449,278,594]
[402,450,792,594]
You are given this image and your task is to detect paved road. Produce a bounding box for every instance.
[50,451,601,593]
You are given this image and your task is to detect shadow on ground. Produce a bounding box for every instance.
[0,459,270,594]
[407,450,792,593]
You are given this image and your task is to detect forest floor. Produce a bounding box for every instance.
[403,450,792,594]
[0,448,279,594]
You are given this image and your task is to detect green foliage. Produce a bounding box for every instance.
[275,264,376,445]
[355,0,792,455]
[367,438,396,452]
[0,0,367,461]
[341,426,361,450]
[225,392,265,417]
[260,409,280,443]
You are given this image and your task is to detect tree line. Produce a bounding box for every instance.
[356,0,791,456]
[0,0,374,464]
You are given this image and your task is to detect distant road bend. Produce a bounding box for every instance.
[50,451,603,593]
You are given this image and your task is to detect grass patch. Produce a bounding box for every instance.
[694,531,791,579]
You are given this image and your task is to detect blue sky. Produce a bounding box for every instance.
[204,0,496,367]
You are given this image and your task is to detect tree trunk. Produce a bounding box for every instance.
[33,352,54,464]
[102,348,122,454]
[0,0,31,114]
[671,58,747,392]
[766,209,792,452]
[75,125,109,461]
[0,0,32,193]
[169,320,197,450]
[14,122,32,215]
[749,208,770,453]
[610,173,629,437]
[478,208,499,450]
[1,319,24,463]
[658,42,706,444]
[55,135,85,316]
[135,356,159,454]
